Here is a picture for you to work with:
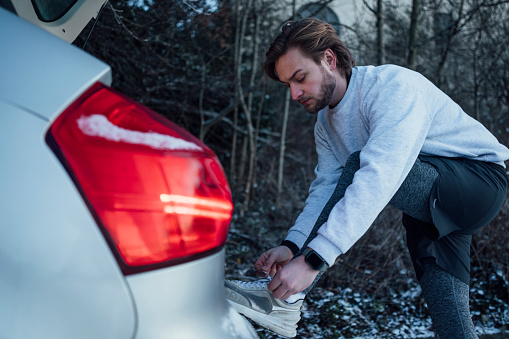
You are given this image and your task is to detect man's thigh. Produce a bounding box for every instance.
[391,155,507,238]
[389,156,438,224]
[400,156,507,284]
[422,156,507,238]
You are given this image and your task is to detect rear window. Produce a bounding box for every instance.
[32,0,78,22]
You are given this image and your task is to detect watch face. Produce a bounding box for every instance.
[306,252,323,269]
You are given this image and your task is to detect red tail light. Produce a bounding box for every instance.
[47,83,233,273]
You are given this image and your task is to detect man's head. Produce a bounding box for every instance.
[263,18,355,81]
[274,47,337,113]
[264,18,355,113]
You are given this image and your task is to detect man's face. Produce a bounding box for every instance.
[275,48,336,114]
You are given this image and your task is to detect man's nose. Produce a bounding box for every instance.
[290,85,303,101]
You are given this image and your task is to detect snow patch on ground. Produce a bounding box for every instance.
[253,283,507,338]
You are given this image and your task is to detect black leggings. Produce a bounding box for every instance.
[297,152,506,338]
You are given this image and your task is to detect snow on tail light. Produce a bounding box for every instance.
[46,82,233,273]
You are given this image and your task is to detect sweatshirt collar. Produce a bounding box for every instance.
[327,67,357,115]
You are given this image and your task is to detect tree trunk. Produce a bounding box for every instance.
[277,88,291,201]
[377,0,385,65]
[251,80,266,194]
[473,29,481,123]
[230,0,241,183]
[435,0,464,88]
[198,63,206,141]
[233,0,255,217]
[238,135,248,183]
[240,5,261,216]
[407,0,420,69]
[276,0,296,207]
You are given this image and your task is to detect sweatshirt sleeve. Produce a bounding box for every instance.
[285,119,343,249]
[308,73,434,266]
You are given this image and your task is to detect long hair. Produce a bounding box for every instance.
[264,18,355,81]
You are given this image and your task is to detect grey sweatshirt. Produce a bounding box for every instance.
[286,65,509,266]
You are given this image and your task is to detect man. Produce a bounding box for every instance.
[225,18,509,338]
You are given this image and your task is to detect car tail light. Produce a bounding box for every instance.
[47,82,233,273]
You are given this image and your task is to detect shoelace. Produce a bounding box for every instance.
[233,272,272,289]
[231,273,305,304]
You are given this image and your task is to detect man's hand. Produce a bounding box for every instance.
[267,255,319,300]
[254,245,293,278]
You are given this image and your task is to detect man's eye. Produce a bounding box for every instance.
[297,77,305,83]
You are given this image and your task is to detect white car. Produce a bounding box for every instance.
[0,1,258,338]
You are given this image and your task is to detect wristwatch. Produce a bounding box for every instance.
[302,247,329,272]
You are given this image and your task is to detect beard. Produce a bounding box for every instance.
[306,67,336,114]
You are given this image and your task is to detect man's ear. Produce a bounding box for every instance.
[324,49,337,71]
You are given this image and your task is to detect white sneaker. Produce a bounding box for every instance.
[224,278,304,338]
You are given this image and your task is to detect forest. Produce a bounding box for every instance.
[74,0,509,337]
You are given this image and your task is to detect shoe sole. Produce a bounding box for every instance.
[228,300,298,338]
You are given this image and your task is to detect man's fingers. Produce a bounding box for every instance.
[261,252,277,271]
[268,273,293,299]
[271,283,296,300]
[255,246,294,276]
[267,277,280,293]
[254,253,271,272]
[281,291,295,301]
[255,253,269,268]
[256,270,267,278]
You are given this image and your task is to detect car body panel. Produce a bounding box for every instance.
[0,102,137,339]
[127,250,258,339]
[0,7,111,121]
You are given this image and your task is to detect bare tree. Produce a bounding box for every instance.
[363,0,385,65]
[231,0,242,184]
[407,0,421,69]
[277,89,292,201]
[276,0,297,206]
[376,0,385,65]
[240,0,262,216]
